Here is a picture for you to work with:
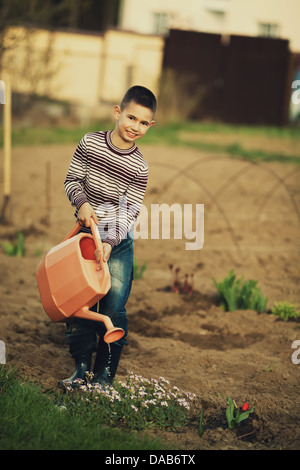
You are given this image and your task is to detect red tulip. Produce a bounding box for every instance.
[242,403,249,411]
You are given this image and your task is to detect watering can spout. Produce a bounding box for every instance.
[72,307,124,344]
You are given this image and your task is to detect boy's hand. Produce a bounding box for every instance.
[94,243,112,270]
[102,243,112,262]
[77,202,98,227]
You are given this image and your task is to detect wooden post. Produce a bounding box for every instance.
[0,73,12,223]
[40,160,51,226]
[45,160,51,225]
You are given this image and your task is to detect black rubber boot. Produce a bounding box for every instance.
[92,340,123,387]
[59,353,92,389]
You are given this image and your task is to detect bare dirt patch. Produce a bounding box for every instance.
[0,141,299,450]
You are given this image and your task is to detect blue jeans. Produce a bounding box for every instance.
[65,233,134,357]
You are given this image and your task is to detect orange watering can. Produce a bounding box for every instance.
[36,218,124,343]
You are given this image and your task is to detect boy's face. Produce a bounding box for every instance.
[112,101,155,149]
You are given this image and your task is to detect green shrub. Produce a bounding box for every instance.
[213,269,268,312]
[271,301,300,322]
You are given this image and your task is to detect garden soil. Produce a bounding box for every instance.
[0,141,299,450]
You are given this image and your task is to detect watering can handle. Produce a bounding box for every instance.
[62,218,105,269]
[90,218,105,271]
[62,222,82,241]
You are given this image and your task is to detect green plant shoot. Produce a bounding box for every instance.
[133,257,148,280]
[213,269,268,312]
[225,396,254,430]
[1,231,25,257]
[271,301,300,322]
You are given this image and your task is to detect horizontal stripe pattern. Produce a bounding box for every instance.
[64,130,148,247]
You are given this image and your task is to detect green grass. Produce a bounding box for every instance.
[0,121,113,146]
[1,119,300,164]
[181,140,300,165]
[0,365,170,450]
[143,121,300,165]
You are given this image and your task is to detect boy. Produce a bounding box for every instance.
[60,85,156,388]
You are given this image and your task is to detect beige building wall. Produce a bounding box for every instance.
[2,27,103,104]
[2,26,164,119]
[100,29,163,103]
[227,0,300,51]
[49,30,104,107]
[119,0,300,51]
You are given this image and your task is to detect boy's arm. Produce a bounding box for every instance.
[65,136,111,265]
[103,165,148,248]
[64,136,89,210]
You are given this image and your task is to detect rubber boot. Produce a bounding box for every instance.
[92,340,123,386]
[59,352,92,389]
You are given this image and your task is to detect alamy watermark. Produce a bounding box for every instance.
[95,198,204,250]
[291,80,300,104]
[0,80,5,104]
[135,202,204,250]
[291,340,300,365]
[0,340,6,364]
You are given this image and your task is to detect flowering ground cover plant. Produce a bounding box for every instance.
[59,371,197,431]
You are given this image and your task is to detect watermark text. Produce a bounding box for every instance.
[96,198,204,251]
[0,80,5,104]
[291,80,300,104]
[291,340,300,365]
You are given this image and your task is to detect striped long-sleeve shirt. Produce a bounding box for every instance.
[64,130,148,247]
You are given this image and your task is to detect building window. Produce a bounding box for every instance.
[258,23,280,38]
[153,12,169,35]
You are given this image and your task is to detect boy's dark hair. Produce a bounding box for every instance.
[120,85,157,114]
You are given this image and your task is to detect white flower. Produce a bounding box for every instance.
[159,376,170,384]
